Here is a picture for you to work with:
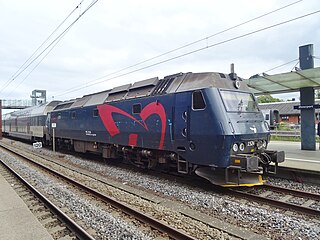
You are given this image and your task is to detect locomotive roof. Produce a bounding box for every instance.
[53,72,248,111]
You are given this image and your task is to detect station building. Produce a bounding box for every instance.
[259,99,320,125]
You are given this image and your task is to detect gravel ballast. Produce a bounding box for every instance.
[1,139,320,240]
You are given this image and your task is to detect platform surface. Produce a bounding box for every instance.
[268,140,320,172]
[0,173,53,240]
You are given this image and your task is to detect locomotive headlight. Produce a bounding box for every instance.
[239,143,245,151]
[232,143,238,152]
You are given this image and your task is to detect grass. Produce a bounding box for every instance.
[271,122,320,142]
[271,135,320,142]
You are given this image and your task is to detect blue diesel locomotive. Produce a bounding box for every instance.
[2,71,284,186]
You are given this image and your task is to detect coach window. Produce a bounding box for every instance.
[192,90,206,110]
[133,103,141,114]
[58,113,61,120]
[71,111,76,119]
[93,109,99,117]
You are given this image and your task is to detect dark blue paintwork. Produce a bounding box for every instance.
[49,87,268,169]
[2,71,283,186]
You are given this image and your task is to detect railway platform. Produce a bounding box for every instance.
[268,140,320,172]
[0,173,53,240]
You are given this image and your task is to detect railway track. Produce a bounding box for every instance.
[0,143,198,240]
[2,139,319,239]
[3,140,319,220]
[0,159,94,240]
[228,183,320,216]
[267,166,320,185]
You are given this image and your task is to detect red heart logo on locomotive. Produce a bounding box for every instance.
[97,101,166,150]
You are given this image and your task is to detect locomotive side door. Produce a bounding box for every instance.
[173,92,190,147]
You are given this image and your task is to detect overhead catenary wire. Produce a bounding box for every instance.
[263,54,320,75]
[0,0,84,94]
[4,25,74,98]
[11,1,84,80]
[56,0,303,96]
[290,60,300,72]
[55,9,320,98]
[0,0,99,95]
[261,59,299,74]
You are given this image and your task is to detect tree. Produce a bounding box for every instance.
[257,95,283,103]
[316,89,320,99]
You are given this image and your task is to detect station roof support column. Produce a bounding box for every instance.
[299,44,315,150]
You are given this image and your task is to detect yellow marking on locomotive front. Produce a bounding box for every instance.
[234,159,241,164]
[222,175,265,187]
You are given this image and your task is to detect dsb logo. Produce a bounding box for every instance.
[33,142,42,149]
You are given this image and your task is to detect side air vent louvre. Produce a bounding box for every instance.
[152,77,175,95]
[219,73,226,78]
[106,84,131,102]
[53,102,75,110]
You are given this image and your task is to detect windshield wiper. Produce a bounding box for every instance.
[237,99,243,112]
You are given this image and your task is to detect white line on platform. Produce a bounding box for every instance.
[286,157,320,163]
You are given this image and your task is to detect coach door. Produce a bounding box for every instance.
[15,118,18,132]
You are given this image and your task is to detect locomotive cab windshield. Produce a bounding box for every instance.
[220,90,259,113]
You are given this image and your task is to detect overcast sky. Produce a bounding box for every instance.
[0,0,319,104]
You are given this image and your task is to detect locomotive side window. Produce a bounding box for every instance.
[132,103,141,114]
[93,109,99,117]
[192,90,206,110]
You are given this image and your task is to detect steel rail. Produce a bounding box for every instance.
[0,143,197,240]
[262,183,320,201]
[228,185,320,216]
[0,159,95,240]
[266,166,320,185]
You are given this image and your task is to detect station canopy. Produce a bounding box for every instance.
[244,67,320,95]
